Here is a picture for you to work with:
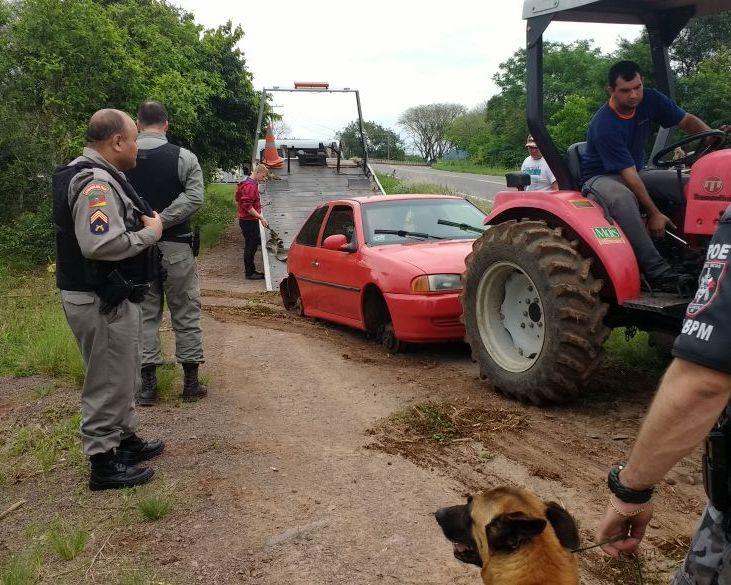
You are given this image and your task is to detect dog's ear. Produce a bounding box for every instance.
[486,512,547,553]
[545,502,580,550]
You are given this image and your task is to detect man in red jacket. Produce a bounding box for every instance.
[236,164,269,280]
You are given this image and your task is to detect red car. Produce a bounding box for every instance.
[280,194,487,350]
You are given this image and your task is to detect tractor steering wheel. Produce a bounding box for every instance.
[652,129,727,169]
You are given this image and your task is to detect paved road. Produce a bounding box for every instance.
[372,163,507,202]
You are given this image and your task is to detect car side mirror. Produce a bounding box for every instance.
[322,234,352,252]
[506,172,531,191]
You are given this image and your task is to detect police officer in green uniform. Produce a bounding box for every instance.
[126,101,207,404]
[597,202,731,583]
[54,109,165,490]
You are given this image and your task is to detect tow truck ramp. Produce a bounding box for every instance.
[251,84,384,291]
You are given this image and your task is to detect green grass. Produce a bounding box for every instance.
[47,520,89,561]
[195,183,237,250]
[0,271,85,384]
[432,159,510,176]
[603,328,670,375]
[136,492,173,522]
[0,551,41,585]
[375,173,455,196]
[5,408,83,474]
[155,363,181,404]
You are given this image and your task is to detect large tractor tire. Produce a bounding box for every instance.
[461,219,610,404]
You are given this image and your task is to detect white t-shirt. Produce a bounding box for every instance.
[521,156,556,191]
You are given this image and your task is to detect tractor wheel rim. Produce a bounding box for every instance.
[476,261,545,373]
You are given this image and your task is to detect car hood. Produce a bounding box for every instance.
[367,239,474,274]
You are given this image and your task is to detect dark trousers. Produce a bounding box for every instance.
[239,219,260,276]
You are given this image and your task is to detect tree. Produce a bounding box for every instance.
[463,41,610,167]
[0,0,261,223]
[398,103,466,163]
[272,119,292,138]
[447,104,489,154]
[548,94,596,152]
[336,120,405,160]
[672,12,731,76]
[677,49,731,128]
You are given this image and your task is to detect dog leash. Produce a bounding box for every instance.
[571,536,644,585]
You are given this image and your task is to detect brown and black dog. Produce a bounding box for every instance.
[435,487,580,585]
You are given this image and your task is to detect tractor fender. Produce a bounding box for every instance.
[485,191,641,304]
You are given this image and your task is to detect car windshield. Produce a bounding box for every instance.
[362,198,486,246]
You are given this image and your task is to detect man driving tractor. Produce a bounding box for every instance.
[581,60,727,293]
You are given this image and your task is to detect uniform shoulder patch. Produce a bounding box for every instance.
[89,209,109,235]
[82,182,111,197]
[87,193,107,208]
[686,260,727,317]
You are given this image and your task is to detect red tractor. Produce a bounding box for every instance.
[461,0,730,404]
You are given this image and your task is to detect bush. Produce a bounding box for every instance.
[193,183,237,250]
[0,201,54,268]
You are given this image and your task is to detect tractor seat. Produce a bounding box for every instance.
[566,142,587,189]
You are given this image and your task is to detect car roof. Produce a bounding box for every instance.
[328,194,465,206]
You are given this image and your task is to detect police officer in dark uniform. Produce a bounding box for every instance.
[126,101,207,405]
[54,109,165,490]
[597,203,731,583]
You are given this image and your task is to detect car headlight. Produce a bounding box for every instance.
[410,274,462,293]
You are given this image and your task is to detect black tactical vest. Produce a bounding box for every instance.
[126,142,189,240]
[53,162,156,291]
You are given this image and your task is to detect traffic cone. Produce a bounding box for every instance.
[262,125,285,169]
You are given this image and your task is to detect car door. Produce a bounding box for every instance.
[289,205,328,312]
[315,204,366,321]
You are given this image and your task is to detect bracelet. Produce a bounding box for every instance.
[609,497,649,518]
[608,466,655,504]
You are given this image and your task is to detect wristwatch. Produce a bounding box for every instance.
[608,465,654,504]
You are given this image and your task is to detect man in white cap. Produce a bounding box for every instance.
[520,135,557,192]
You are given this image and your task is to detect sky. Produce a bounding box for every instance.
[173,0,641,143]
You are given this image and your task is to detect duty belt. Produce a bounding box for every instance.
[160,233,193,244]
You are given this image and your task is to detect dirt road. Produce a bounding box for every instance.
[0,225,705,584]
[195,226,704,584]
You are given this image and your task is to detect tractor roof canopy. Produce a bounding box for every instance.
[523,0,731,23]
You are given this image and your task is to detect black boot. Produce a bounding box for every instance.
[644,270,697,296]
[116,433,165,466]
[137,365,158,406]
[182,362,208,402]
[89,450,153,491]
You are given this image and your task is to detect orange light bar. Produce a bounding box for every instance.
[294,81,329,89]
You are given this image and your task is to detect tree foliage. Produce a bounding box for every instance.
[672,12,731,76]
[337,120,405,160]
[444,14,730,169]
[398,103,466,163]
[0,0,261,227]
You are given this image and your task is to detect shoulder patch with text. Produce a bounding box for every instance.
[593,226,624,244]
[686,260,727,318]
[82,182,111,197]
[89,209,109,235]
